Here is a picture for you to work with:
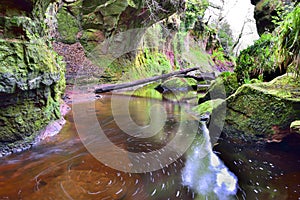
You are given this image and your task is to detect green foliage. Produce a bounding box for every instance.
[113,49,172,82]
[235,33,277,83]
[184,0,209,30]
[56,7,80,44]
[217,21,234,54]
[271,1,296,26]
[212,47,226,62]
[276,5,300,77]
[133,49,171,77]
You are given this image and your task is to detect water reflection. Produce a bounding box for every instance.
[182,122,238,199]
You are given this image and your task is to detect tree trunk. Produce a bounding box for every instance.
[95,67,212,93]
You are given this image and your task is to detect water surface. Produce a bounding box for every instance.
[0,94,299,199]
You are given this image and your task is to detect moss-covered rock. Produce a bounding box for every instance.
[56,7,80,44]
[123,82,163,100]
[0,0,66,154]
[198,72,239,104]
[159,77,197,91]
[213,74,300,141]
[0,39,65,147]
[192,98,225,117]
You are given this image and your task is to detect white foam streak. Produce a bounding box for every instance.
[182,122,238,199]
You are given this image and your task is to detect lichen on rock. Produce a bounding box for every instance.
[212,74,300,142]
[198,72,239,104]
[0,0,66,155]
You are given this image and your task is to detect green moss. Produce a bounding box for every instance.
[65,0,83,16]
[192,98,225,117]
[182,46,213,71]
[199,72,239,103]
[99,0,128,16]
[80,29,105,52]
[0,16,38,40]
[56,7,80,44]
[161,77,196,90]
[217,74,300,140]
[0,39,65,93]
[0,97,58,142]
[122,82,163,100]
[0,38,65,145]
[135,49,172,77]
[251,74,300,100]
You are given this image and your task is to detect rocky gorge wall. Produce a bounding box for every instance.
[0,0,65,154]
[0,0,185,154]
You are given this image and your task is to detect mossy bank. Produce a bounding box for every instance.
[0,0,65,155]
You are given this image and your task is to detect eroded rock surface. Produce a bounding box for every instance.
[0,0,66,155]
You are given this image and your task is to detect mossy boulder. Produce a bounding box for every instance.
[192,98,225,117]
[123,82,163,100]
[159,77,197,91]
[198,72,239,104]
[213,74,300,141]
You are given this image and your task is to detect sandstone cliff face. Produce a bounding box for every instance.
[0,0,65,154]
[0,0,184,153]
[56,0,184,50]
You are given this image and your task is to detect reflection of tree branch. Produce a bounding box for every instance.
[231,8,253,53]
[208,3,221,10]
[231,21,246,52]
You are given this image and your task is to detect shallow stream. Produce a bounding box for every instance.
[0,95,299,199]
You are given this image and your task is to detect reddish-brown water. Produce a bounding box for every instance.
[0,94,299,199]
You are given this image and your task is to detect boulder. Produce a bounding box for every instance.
[198,72,239,104]
[192,98,225,117]
[212,74,300,142]
[158,77,197,92]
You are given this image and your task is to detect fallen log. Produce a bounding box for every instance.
[95,67,200,93]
